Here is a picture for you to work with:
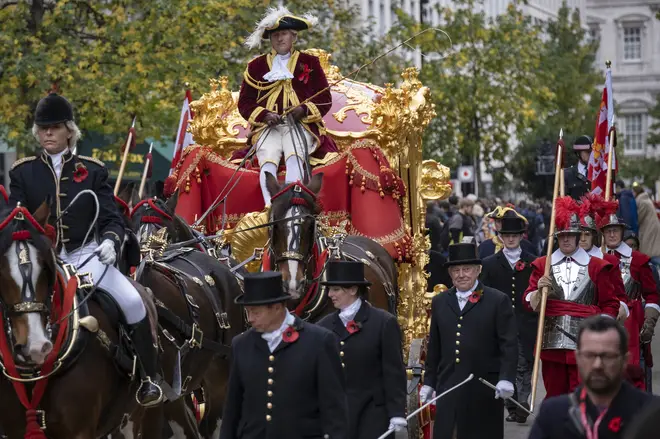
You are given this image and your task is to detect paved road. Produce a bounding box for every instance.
[504,333,660,439]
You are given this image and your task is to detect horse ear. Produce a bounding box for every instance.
[165,190,179,213]
[265,172,281,198]
[307,172,324,195]
[33,200,50,229]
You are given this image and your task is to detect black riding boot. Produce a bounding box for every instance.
[130,317,164,407]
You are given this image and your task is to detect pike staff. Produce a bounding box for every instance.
[138,142,154,199]
[114,116,137,196]
[530,128,564,412]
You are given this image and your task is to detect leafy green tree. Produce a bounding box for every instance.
[0,0,390,155]
[391,0,550,193]
[510,3,602,198]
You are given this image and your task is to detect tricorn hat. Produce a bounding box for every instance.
[320,260,371,287]
[234,271,292,305]
[34,93,74,126]
[499,211,527,234]
[573,135,593,151]
[245,6,318,49]
[445,243,481,267]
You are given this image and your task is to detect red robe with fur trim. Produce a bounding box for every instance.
[238,50,333,149]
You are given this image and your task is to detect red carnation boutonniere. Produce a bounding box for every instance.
[346,320,362,334]
[608,416,622,433]
[73,163,88,183]
[468,290,483,304]
[298,64,313,84]
[282,326,299,343]
[515,260,527,272]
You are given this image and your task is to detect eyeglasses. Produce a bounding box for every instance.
[577,351,622,365]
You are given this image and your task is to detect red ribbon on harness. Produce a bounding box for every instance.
[0,273,77,438]
[294,246,328,316]
[130,199,173,221]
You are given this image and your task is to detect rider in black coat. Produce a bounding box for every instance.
[221,272,348,439]
[317,260,407,439]
[563,135,592,201]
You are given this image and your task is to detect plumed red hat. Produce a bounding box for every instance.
[595,198,625,230]
[554,196,581,235]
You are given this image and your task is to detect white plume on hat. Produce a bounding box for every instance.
[244,6,318,49]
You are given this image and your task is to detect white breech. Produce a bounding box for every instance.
[59,242,147,324]
[256,122,316,206]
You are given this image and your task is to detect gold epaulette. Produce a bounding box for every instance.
[10,156,36,171]
[78,155,105,167]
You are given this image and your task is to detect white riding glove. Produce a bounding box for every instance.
[95,239,117,266]
[419,385,435,404]
[494,380,514,400]
[388,417,407,432]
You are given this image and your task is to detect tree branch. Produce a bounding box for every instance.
[0,1,18,11]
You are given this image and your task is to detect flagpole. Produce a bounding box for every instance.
[604,121,616,201]
[560,169,565,197]
[114,116,137,196]
[138,142,154,199]
[530,128,564,413]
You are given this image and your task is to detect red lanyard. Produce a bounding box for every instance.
[579,387,608,439]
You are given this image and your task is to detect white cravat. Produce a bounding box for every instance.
[339,298,363,327]
[503,247,522,268]
[46,148,69,179]
[577,162,587,177]
[455,280,479,310]
[261,312,295,353]
[263,52,294,82]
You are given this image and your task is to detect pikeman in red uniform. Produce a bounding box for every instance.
[524,196,621,398]
[239,6,333,207]
[599,199,660,390]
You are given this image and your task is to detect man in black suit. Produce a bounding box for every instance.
[481,212,538,424]
[317,260,407,439]
[420,243,518,439]
[528,316,658,439]
[220,272,348,439]
[563,135,592,200]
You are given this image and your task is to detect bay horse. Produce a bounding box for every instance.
[263,173,399,320]
[0,201,139,439]
[125,189,245,439]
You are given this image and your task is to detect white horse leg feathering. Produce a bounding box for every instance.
[376,374,475,439]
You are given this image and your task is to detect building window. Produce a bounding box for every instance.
[623,27,642,60]
[624,114,645,153]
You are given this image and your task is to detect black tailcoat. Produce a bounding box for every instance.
[220,316,348,439]
[563,165,590,201]
[480,250,538,361]
[8,151,125,256]
[317,301,407,439]
[528,382,659,439]
[423,283,517,439]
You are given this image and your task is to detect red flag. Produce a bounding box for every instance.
[587,67,615,196]
[170,89,195,174]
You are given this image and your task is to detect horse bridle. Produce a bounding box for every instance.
[9,240,51,315]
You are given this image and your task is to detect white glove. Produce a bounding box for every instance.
[95,239,117,266]
[419,385,434,404]
[388,417,407,432]
[494,380,514,400]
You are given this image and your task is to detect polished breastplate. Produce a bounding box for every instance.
[542,264,596,351]
[619,255,641,300]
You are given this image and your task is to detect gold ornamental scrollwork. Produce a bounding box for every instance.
[420,160,452,201]
[188,77,248,157]
[225,209,270,272]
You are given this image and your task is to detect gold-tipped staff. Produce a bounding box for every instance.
[530,128,564,412]
[114,116,137,195]
[138,142,154,199]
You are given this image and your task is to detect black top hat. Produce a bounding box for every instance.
[34,93,74,126]
[320,260,372,287]
[499,212,526,234]
[234,272,292,305]
[573,135,592,151]
[444,243,481,267]
[262,15,314,40]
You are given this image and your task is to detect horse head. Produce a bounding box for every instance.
[0,201,57,365]
[265,173,323,299]
[130,191,195,244]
